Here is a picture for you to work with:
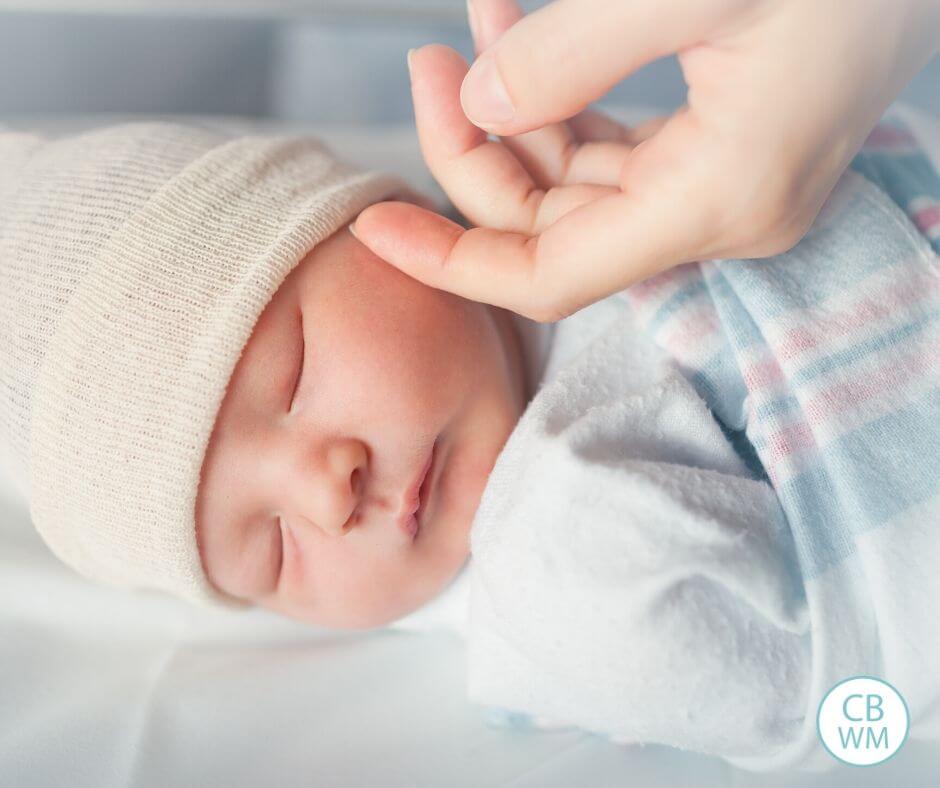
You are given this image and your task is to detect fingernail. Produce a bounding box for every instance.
[466,0,481,45]
[406,47,416,78]
[348,222,360,241]
[461,49,515,127]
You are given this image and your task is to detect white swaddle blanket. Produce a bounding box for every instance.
[465,296,819,767]
[391,105,940,771]
[393,267,940,773]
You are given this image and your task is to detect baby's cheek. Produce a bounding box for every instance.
[333,550,442,628]
[367,303,484,408]
[407,294,495,382]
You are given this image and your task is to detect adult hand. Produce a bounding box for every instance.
[354,0,940,322]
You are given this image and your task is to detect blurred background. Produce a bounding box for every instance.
[0,0,935,126]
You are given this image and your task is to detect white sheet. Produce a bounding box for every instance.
[3,112,940,787]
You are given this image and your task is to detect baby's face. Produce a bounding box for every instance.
[195,224,525,629]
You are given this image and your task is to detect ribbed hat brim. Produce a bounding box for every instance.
[28,125,406,608]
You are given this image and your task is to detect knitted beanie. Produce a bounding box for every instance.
[0,120,407,609]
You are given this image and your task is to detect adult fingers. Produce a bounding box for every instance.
[353,202,541,311]
[466,0,576,188]
[560,110,670,184]
[624,115,670,144]
[498,128,635,188]
[466,0,634,189]
[408,43,542,233]
[355,111,747,322]
[566,108,632,143]
[466,0,524,52]
[409,43,634,229]
[356,170,617,250]
[460,0,719,135]
[352,185,693,323]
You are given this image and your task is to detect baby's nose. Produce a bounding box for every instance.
[311,437,368,537]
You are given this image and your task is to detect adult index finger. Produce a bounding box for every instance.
[352,185,701,324]
[354,114,729,322]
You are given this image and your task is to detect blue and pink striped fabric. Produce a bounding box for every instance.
[622,114,940,582]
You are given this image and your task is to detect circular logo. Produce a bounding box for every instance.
[817,676,909,766]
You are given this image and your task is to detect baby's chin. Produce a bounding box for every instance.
[258,533,471,632]
[266,572,465,632]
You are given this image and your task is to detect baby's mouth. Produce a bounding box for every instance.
[397,439,436,541]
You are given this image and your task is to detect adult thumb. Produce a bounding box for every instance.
[460,0,713,135]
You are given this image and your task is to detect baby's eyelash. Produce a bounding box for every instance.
[288,312,305,411]
[273,515,286,589]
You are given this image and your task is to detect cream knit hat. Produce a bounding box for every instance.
[0,120,406,609]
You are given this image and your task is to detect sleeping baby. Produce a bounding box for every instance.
[2,104,939,771]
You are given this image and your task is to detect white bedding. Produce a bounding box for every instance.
[2,112,940,787]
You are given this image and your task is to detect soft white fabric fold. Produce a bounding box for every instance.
[465,295,816,765]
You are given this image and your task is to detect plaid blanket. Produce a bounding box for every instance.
[624,113,940,582]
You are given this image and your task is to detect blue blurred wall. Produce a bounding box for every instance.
[0,8,935,123]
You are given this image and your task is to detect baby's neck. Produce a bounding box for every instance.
[487,305,531,414]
